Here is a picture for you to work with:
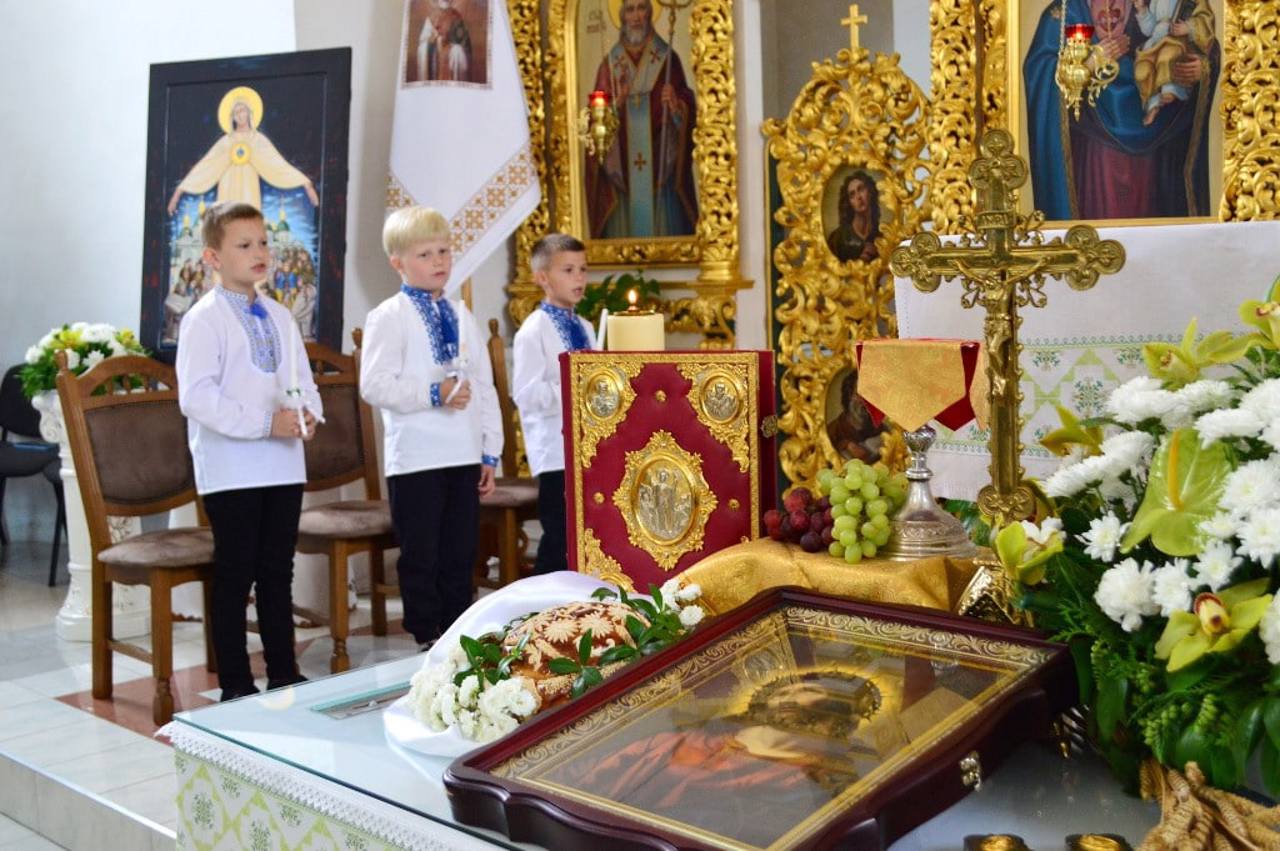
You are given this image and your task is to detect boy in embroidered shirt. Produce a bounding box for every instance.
[361,207,502,648]
[512,234,595,574]
[177,202,321,702]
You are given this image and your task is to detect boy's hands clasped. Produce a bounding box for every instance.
[440,377,472,410]
[270,408,317,440]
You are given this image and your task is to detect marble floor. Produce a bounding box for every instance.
[0,478,442,850]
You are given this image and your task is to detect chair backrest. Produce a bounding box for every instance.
[0,364,44,440]
[303,340,381,498]
[486,318,521,478]
[55,354,196,556]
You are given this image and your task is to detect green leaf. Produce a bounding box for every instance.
[1263,697,1280,751]
[1166,660,1212,692]
[1068,640,1096,706]
[1121,429,1232,557]
[1237,700,1266,762]
[598,645,638,665]
[1262,738,1280,797]
[581,666,604,689]
[578,629,594,665]
[630,598,659,621]
[482,643,502,664]
[648,583,664,610]
[1208,744,1242,789]
[1096,676,1129,742]
[484,668,500,685]
[547,657,580,675]
[591,587,616,601]
[514,633,531,655]
[625,615,647,643]
[571,673,587,699]
[453,668,476,687]
[459,635,484,661]
[1175,725,1211,774]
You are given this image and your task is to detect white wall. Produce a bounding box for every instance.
[0,1,297,368]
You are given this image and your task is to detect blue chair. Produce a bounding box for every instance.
[0,364,66,584]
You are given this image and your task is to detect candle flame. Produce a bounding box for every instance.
[627,288,638,306]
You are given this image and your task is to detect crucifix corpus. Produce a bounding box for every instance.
[889,129,1126,530]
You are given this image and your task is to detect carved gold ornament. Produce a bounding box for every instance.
[580,528,632,591]
[678,362,751,471]
[504,0,748,347]
[613,430,716,571]
[929,0,1278,232]
[763,18,927,487]
[575,361,641,465]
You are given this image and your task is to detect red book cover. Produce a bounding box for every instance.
[560,351,777,592]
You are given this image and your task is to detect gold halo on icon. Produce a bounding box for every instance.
[607,0,659,30]
[217,86,264,133]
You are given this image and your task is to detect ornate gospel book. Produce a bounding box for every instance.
[445,589,1074,850]
[559,351,777,592]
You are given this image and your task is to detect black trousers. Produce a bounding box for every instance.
[202,483,304,692]
[387,464,480,643]
[534,470,568,575]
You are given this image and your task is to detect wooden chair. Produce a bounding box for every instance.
[474,318,538,588]
[297,338,395,673]
[55,354,216,725]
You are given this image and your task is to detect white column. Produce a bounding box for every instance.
[33,391,150,642]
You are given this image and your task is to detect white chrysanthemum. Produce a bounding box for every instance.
[677,582,702,603]
[1044,455,1110,498]
[1106,376,1179,425]
[1220,459,1280,518]
[659,578,681,601]
[1241,379,1280,424]
[678,605,705,628]
[83,350,106,370]
[1262,420,1280,452]
[63,349,81,370]
[1192,541,1242,590]
[81,324,113,344]
[1098,476,1139,510]
[106,337,125,357]
[1196,408,1265,446]
[1099,431,1155,476]
[1199,512,1238,541]
[1238,507,1280,567]
[37,332,55,350]
[1176,380,1235,414]
[70,322,88,332]
[1081,514,1128,563]
[24,345,40,365]
[457,673,481,709]
[1260,596,1280,666]
[1094,558,1159,632]
[1151,560,1195,617]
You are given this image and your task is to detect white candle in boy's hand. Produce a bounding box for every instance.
[288,317,299,392]
[597,308,609,350]
[457,307,469,368]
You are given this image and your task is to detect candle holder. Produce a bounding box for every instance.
[1055,12,1118,120]
[879,424,977,561]
[578,89,619,160]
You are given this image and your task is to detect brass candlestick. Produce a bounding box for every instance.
[578,89,618,160]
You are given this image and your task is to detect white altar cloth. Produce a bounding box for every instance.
[895,220,1280,499]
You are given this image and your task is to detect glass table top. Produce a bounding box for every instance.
[175,654,1159,850]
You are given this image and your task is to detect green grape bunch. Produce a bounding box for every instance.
[764,460,908,562]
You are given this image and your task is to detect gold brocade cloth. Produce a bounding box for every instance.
[856,339,990,432]
[680,538,979,616]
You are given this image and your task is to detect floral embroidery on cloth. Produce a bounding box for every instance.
[539,301,591,352]
[218,288,281,373]
[401,284,458,365]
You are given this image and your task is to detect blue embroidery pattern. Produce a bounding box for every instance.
[218,288,281,373]
[429,382,443,408]
[539,301,590,352]
[482,454,499,467]
[401,284,458,365]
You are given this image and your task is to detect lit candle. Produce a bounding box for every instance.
[1065,23,1094,41]
[288,316,299,392]
[596,307,609,350]
[457,305,469,369]
[606,289,665,351]
[589,89,609,109]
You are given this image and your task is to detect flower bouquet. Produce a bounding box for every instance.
[20,323,147,399]
[993,293,1280,819]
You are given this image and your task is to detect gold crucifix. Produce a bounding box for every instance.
[889,129,1125,529]
[841,3,869,52]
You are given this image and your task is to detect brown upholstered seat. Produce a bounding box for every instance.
[300,336,397,673]
[298,500,393,539]
[55,354,216,726]
[480,478,539,509]
[98,527,214,569]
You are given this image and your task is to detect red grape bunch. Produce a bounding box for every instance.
[762,460,909,562]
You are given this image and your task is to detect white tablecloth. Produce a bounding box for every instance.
[895,220,1280,499]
